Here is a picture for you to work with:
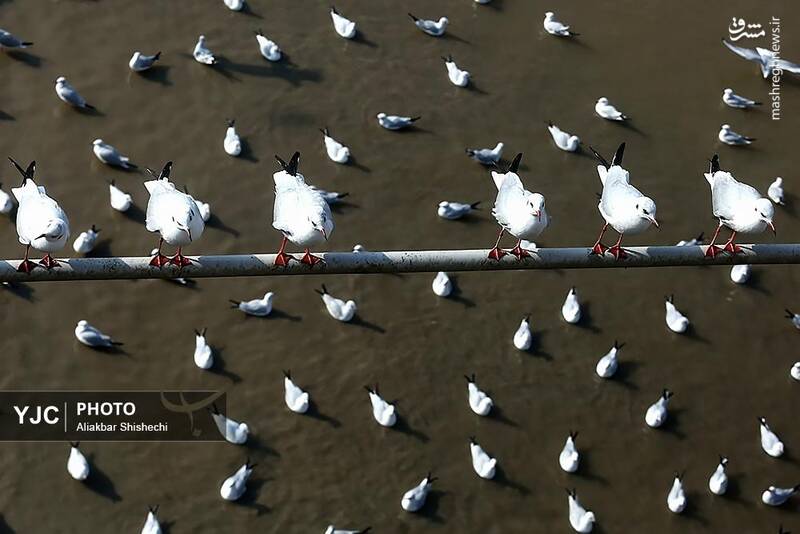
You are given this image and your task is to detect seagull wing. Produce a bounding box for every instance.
[773,57,800,74]
[711,173,761,221]
[492,174,524,230]
[600,172,640,216]
[723,40,762,62]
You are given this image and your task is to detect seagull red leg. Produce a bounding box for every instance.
[274,237,296,267]
[607,233,628,260]
[150,238,170,267]
[488,229,506,260]
[590,223,609,255]
[509,239,531,260]
[17,244,37,273]
[39,253,60,269]
[169,247,193,267]
[704,223,724,258]
[300,248,325,266]
[722,230,742,254]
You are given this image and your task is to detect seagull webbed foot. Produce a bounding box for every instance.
[487,247,506,261]
[723,242,743,254]
[274,251,296,267]
[704,245,723,258]
[508,245,531,260]
[607,245,628,260]
[17,259,37,273]
[300,250,325,266]
[149,254,170,268]
[589,243,608,255]
[39,254,60,269]
[169,253,193,267]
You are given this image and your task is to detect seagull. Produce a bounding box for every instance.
[561,287,581,324]
[791,362,800,381]
[595,97,627,121]
[93,139,137,169]
[547,122,580,152]
[667,472,687,513]
[331,7,356,39]
[224,120,242,157]
[722,88,761,109]
[108,180,132,212]
[513,315,532,351]
[719,124,755,146]
[759,417,785,457]
[223,0,244,11]
[54,77,95,110]
[768,177,785,205]
[229,292,274,317]
[129,51,161,72]
[469,437,497,479]
[787,310,800,330]
[408,13,448,37]
[466,142,504,165]
[596,341,622,378]
[559,432,580,473]
[0,29,32,49]
[255,30,281,61]
[283,370,309,414]
[316,284,356,322]
[589,142,658,259]
[67,442,90,480]
[762,484,799,506]
[9,158,69,272]
[645,389,672,428]
[309,186,349,205]
[567,488,595,533]
[186,190,211,222]
[401,474,435,512]
[730,264,751,284]
[665,295,689,334]
[465,374,493,416]
[703,154,775,257]
[377,113,420,130]
[676,232,704,246]
[438,200,480,220]
[141,506,162,534]
[543,12,579,36]
[365,384,396,427]
[75,320,122,348]
[193,35,216,65]
[72,225,100,254]
[272,152,334,266]
[325,526,371,534]
[708,456,729,495]
[722,39,800,78]
[442,55,470,87]
[193,328,213,369]
[144,162,205,267]
[220,460,255,501]
[432,271,453,297]
[320,127,350,164]
[211,405,249,444]
[0,183,13,214]
[488,153,550,260]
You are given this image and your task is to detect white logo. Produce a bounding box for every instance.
[728,17,766,41]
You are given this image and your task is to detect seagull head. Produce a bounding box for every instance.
[526,192,545,220]
[55,76,66,85]
[376,112,386,120]
[37,220,67,241]
[635,197,659,227]
[721,124,731,131]
[545,11,554,19]
[723,88,733,95]
[439,17,449,25]
[92,139,103,146]
[597,97,608,104]
[756,198,776,233]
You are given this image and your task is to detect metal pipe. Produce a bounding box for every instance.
[1,244,798,283]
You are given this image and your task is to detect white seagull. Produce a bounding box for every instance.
[759,417,785,458]
[596,340,623,379]
[0,28,32,49]
[703,154,774,257]
[567,489,595,533]
[543,12,579,36]
[75,320,122,348]
[0,183,13,214]
[144,161,205,267]
[193,35,216,65]
[438,200,480,220]
[330,7,356,39]
[768,177,785,205]
[283,370,310,414]
[408,13,448,36]
[730,264,751,284]
[230,292,274,317]
[67,442,90,480]
[762,485,799,506]
[547,122,580,152]
[141,506,162,534]
[72,225,100,254]
[255,30,281,61]
[466,142,504,165]
[401,474,435,512]
[469,437,497,479]
[432,271,453,297]
[665,295,689,334]
[786,309,800,330]
[708,456,729,495]
[718,124,755,146]
[224,119,242,157]
[129,51,161,72]
[109,180,132,212]
[365,384,396,427]
[325,526,371,534]
[722,39,800,78]
[316,284,356,322]
[272,152,334,266]
[559,432,580,473]
[187,192,211,222]
[377,113,420,130]
[676,232,704,246]
[791,362,800,381]
[223,0,244,11]
[55,77,95,110]
[595,97,627,121]
[220,460,255,501]
[93,139,137,169]
[193,328,213,369]
[667,472,687,513]
[513,315,532,351]
[320,127,350,164]
[645,389,672,428]
[589,143,658,259]
[442,55,470,87]
[722,88,761,109]
[309,186,349,205]
[465,374,493,416]
[211,406,249,444]
[488,153,550,260]
[561,287,581,324]
[9,158,70,272]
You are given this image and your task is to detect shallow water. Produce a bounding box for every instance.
[1,0,800,532]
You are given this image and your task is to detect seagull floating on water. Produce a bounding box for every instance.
[791,362,800,381]
[513,315,532,351]
[543,12,579,36]
[220,460,255,501]
[9,158,70,272]
[465,374,493,416]
[561,287,581,324]
[365,384,396,427]
[67,442,90,480]
[55,77,95,110]
[325,526,371,534]
[432,271,453,297]
[708,456,729,495]
[722,88,761,109]
[330,7,356,39]
[703,154,774,257]
[547,122,580,152]
[230,291,274,317]
[75,320,122,348]
[768,177,785,205]
[762,484,799,506]
[109,180,132,212]
[224,120,242,157]
[667,472,687,513]
[93,139,137,169]
[718,124,754,146]
[0,183,13,214]
[730,264,751,284]
[466,142,503,165]
[567,488,595,533]
[255,30,282,61]
[211,405,249,444]
[595,97,627,121]
[469,437,497,479]
[377,113,420,130]
[401,474,435,512]
[141,506,162,534]
[665,295,689,334]
[316,284,356,322]
[72,225,100,254]
[438,200,480,220]
[320,128,350,164]
[645,389,672,428]
[283,370,310,414]
[596,340,623,378]
[442,55,470,87]
[722,39,800,78]
[193,35,216,65]
[223,0,244,11]
[0,28,32,49]
[559,432,580,473]
[759,417,784,457]
[408,13,448,37]
[193,328,213,369]
[129,51,161,72]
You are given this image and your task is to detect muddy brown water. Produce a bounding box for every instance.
[1,0,799,532]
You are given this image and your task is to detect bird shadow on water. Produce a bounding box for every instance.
[84,454,122,502]
[574,450,609,485]
[305,400,341,428]
[720,476,752,506]
[206,214,241,237]
[442,32,470,44]
[138,65,172,87]
[487,405,517,427]
[443,275,475,308]
[208,346,242,383]
[741,268,771,296]
[348,315,385,333]
[121,205,147,226]
[0,110,14,121]
[612,119,647,137]
[492,465,530,495]
[244,435,280,457]
[659,408,687,440]
[415,489,446,523]
[221,56,323,87]
[6,51,42,67]
[572,302,600,333]
[269,309,302,322]
[233,477,271,516]
[88,239,113,258]
[238,2,263,18]
[1,281,35,302]
[344,154,370,173]
[237,138,259,163]
[352,32,378,48]
[612,359,641,391]
[680,495,709,525]
[522,331,553,361]
[0,514,15,534]
[392,414,429,443]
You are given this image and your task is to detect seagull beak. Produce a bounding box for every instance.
[321,228,328,240]
[532,210,541,220]
[35,233,47,240]
[768,221,776,235]
[647,216,660,228]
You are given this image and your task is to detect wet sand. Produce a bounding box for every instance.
[1,0,800,532]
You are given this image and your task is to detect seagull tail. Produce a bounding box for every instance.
[785,309,795,318]
[84,103,96,111]
[745,137,757,142]
[753,101,763,105]
[319,127,329,136]
[470,201,481,210]
[409,116,421,122]
[21,41,33,47]
[588,146,609,169]
[570,31,581,36]
[125,161,139,170]
[335,192,350,199]
[111,341,124,346]
[229,300,240,308]
[408,12,419,21]
[153,51,162,61]
[8,157,35,185]
[357,528,372,534]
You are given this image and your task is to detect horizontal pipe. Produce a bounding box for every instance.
[1,244,798,283]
